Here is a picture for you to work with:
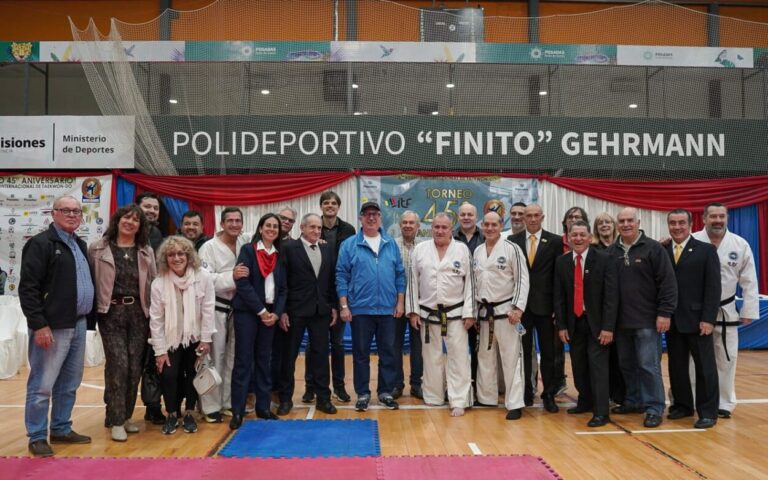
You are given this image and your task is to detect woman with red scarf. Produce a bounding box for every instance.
[229,213,287,430]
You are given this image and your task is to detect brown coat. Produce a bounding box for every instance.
[88,237,156,316]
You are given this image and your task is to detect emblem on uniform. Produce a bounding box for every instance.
[497,256,506,264]
[728,251,738,260]
[453,261,461,268]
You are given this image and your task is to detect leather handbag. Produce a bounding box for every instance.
[193,354,222,395]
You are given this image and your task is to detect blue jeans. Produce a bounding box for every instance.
[351,314,397,397]
[390,315,422,389]
[616,327,665,415]
[25,318,87,442]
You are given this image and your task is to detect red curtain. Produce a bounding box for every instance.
[759,200,768,294]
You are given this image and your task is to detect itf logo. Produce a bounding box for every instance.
[382,197,412,208]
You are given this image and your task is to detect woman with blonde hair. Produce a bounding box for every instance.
[592,212,619,249]
[150,236,216,435]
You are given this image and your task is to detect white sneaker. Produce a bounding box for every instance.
[111,425,128,442]
[124,420,140,433]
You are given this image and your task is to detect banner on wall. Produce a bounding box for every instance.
[186,41,330,61]
[0,116,135,169]
[0,174,112,295]
[0,41,39,62]
[358,175,538,240]
[39,41,185,62]
[330,41,475,63]
[159,115,767,172]
[477,43,616,65]
[617,45,754,68]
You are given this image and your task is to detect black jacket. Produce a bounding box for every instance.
[607,231,678,329]
[282,239,337,317]
[321,218,356,255]
[233,242,288,317]
[19,224,94,331]
[554,249,619,337]
[149,224,164,252]
[509,229,563,316]
[666,237,721,334]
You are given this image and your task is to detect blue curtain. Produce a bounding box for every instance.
[116,177,136,208]
[116,177,188,229]
[162,196,189,229]
[728,205,761,297]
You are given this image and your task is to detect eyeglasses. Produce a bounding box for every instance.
[54,208,83,217]
[362,212,381,218]
[567,214,583,220]
[279,215,296,224]
[166,251,187,258]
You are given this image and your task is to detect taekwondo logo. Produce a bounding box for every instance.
[496,256,507,271]
[452,260,463,275]
[728,251,738,268]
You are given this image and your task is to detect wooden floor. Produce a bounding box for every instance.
[2,351,768,479]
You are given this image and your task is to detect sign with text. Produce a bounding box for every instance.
[0,116,134,169]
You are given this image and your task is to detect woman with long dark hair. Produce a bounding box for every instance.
[229,213,287,430]
[89,204,156,442]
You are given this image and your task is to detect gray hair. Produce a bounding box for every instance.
[434,211,454,225]
[52,194,81,209]
[277,205,298,218]
[400,210,419,223]
[300,212,322,226]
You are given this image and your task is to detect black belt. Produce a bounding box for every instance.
[419,301,464,344]
[215,296,232,314]
[111,295,136,305]
[477,296,514,350]
[716,294,738,361]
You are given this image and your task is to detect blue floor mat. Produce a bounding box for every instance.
[219,419,381,458]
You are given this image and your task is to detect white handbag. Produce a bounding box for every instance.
[193,354,222,395]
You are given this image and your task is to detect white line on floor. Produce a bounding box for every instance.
[631,429,707,434]
[468,442,483,455]
[737,398,768,404]
[306,406,316,420]
[574,431,626,435]
[80,382,105,390]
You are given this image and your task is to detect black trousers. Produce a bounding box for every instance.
[271,325,291,390]
[278,313,332,402]
[667,324,719,419]
[160,343,199,415]
[569,317,610,417]
[609,342,626,404]
[522,311,559,402]
[232,310,275,415]
[305,319,346,390]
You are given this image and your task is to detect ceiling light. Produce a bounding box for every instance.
[629,103,638,109]
[261,89,270,95]
[446,83,455,89]
[539,91,548,96]
[431,111,439,115]
[352,83,359,89]
[168,99,178,104]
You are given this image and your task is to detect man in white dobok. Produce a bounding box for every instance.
[692,202,759,419]
[473,211,530,420]
[198,207,250,422]
[408,212,476,417]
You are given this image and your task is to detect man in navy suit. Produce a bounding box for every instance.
[509,204,563,413]
[665,209,720,429]
[277,213,339,416]
[554,220,618,427]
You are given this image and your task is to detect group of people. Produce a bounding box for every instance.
[19,190,759,458]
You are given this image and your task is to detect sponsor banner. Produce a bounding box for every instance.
[186,41,330,61]
[330,41,475,62]
[0,116,135,169]
[359,175,538,241]
[617,45,753,68]
[39,41,185,62]
[0,41,39,62]
[0,174,112,295]
[755,48,768,70]
[156,115,766,172]
[477,43,616,65]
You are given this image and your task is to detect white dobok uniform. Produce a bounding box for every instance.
[473,239,530,410]
[407,239,475,408]
[198,232,250,414]
[692,229,759,412]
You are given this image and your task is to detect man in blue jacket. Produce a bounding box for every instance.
[336,201,406,412]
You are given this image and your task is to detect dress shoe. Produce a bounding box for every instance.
[204,412,223,423]
[50,430,91,444]
[277,401,293,416]
[229,414,243,430]
[611,404,644,415]
[506,408,522,420]
[643,413,663,428]
[567,405,592,414]
[302,389,316,403]
[667,408,694,420]
[256,409,279,420]
[333,386,351,403]
[694,418,717,429]
[587,415,610,427]
[717,409,731,419]
[542,395,559,413]
[28,440,54,457]
[316,400,338,415]
[391,386,404,400]
[410,385,424,400]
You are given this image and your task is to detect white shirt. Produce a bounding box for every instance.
[692,229,759,321]
[198,232,250,300]
[473,238,529,314]
[407,239,475,319]
[525,229,542,257]
[364,233,381,255]
[572,247,589,280]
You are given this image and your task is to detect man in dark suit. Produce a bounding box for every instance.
[555,220,618,427]
[509,203,563,413]
[665,209,720,429]
[277,213,339,415]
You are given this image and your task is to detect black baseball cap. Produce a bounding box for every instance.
[359,201,381,214]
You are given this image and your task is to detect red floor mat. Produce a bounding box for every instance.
[380,455,562,480]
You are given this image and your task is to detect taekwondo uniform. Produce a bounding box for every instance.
[473,239,530,410]
[692,229,759,413]
[198,232,250,415]
[407,239,476,408]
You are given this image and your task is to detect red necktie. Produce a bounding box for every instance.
[574,254,584,317]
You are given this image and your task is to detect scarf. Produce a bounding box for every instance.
[162,268,199,351]
[255,243,278,278]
